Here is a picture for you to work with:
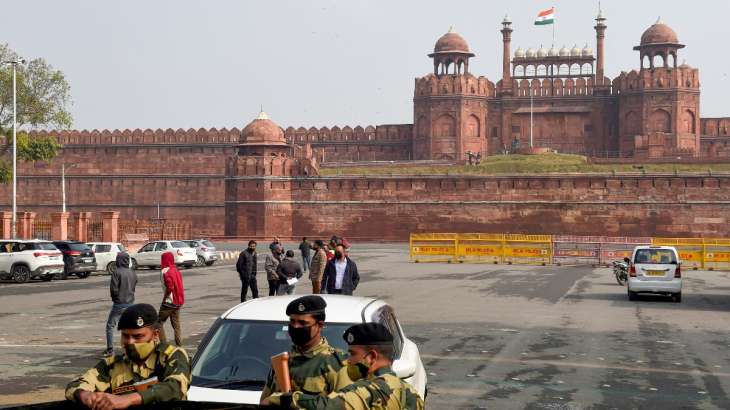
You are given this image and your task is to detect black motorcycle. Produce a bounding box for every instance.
[612,257,631,286]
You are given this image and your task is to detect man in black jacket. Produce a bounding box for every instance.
[236,240,259,302]
[105,252,137,356]
[276,250,303,295]
[321,244,359,295]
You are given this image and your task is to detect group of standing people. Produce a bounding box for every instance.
[105,250,185,355]
[236,236,360,302]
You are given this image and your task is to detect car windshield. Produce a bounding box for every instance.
[192,320,356,389]
[67,243,90,251]
[635,249,678,264]
[202,240,215,247]
[34,243,57,251]
[171,241,188,248]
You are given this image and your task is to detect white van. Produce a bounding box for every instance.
[628,246,682,302]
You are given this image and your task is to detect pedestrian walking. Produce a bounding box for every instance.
[322,244,359,295]
[269,236,281,253]
[299,237,311,273]
[236,240,259,302]
[105,252,137,356]
[265,243,283,296]
[158,251,184,347]
[276,250,303,295]
[309,240,327,294]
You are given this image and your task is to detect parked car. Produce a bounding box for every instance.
[183,239,219,267]
[51,241,96,280]
[0,240,64,283]
[130,240,197,269]
[87,242,127,274]
[628,245,682,302]
[187,295,428,405]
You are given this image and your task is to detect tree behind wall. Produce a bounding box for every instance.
[0,43,72,182]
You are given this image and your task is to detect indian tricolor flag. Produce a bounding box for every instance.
[534,7,555,25]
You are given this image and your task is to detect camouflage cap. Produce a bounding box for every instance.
[118,303,158,330]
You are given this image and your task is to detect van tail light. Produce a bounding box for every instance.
[629,265,637,277]
[675,265,681,278]
[177,250,183,256]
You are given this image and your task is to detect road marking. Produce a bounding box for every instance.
[420,354,730,378]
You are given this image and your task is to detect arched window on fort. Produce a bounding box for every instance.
[682,110,696,134]
[514,65,525,77]
[525,65,535,77]
[642,55,651,69]
[466,115,480,138]
[434,114,456,137]
[536,65,547,77]
[558,64,569,76]
[569,64,580,76]
[653,54,665,69]
[649,109,671,133]
[668,53,676,68]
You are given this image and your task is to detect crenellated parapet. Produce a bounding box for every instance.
[27,128,242,146]
[612,65,699,95]
[414,73,495,98]
[284,124,412,145]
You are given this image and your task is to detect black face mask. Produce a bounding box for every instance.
[335,251,343,259]
[288,325,314,347]
[248,247,255,252]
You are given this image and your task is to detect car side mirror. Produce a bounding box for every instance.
[392,359,417,379]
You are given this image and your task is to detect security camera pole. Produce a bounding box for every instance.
[2,58,25,238]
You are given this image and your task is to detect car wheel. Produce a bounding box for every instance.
[131,259,139,270]
[106,262,116,275]
[673,292,682,303]
[11,265,31,283]
[205,261,215,266]
[76,271,91,279]
[40,274,54,282]
[628,289,637,301]
[196,256,205,267]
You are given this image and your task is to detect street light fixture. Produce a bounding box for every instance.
[2,58,26,238]
[61,163,78,213]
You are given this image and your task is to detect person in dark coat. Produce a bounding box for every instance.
[236,240,258,302]
[321,244,359,295]
[105,252,137,356]
[276,250,303,295]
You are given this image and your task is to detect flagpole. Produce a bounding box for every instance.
[552,6,555,46]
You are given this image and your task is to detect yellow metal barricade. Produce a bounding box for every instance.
[502,234,553,265]
[456,233,505,263]
[703,239,730,271]
[651,237,704,269]
[410,233,458,263]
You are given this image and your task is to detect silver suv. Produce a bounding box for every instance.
[0,240,64,283]
[184,239,218,267]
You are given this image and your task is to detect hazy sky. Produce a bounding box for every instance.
[4,0,727,131]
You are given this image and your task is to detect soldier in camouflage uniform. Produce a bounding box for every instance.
[265,323,424,410]
[65,304,191,409]
[260,295,352,403]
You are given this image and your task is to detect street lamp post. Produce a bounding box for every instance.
[3,58,25,238]
[61,163,77,213]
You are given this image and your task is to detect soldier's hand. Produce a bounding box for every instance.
[76,390,100,408]
[90,392,140,410]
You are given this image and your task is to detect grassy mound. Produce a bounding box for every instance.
[319,153,730,176]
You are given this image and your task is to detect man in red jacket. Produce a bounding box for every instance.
[159,251,185,347]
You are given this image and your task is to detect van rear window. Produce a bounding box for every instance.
[634,249,677,264]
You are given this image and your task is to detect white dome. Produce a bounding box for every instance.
[514,47,525,58]
[559,45,570,57]
[526,48,537,58]
[548,46,559,57]
[581,44,593,56]
[537,45,548,57]
[570,44,581,56]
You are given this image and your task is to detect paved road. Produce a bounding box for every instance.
[1,243,730,409]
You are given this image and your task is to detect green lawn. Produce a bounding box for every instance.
[319,153,730,176]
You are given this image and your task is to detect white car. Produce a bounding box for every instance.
[628,245,682,302]
[0,240,64,283]
[187,295,428,405]
[130,240,197,269]
[87,242,127,274]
